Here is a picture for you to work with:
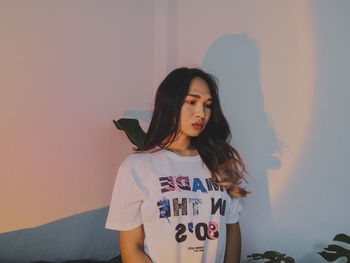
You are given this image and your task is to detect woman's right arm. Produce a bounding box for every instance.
[119,224,152,263]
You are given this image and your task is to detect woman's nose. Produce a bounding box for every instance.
[195,105,205,118]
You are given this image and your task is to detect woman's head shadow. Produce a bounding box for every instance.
[202,34,283,253]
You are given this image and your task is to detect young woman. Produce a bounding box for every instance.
[106,67,248,263]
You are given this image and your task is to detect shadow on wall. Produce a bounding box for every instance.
[202,34,282,255]
[0,207,119,263]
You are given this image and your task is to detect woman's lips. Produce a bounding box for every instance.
[192,123,203,130]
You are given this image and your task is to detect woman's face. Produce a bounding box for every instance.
[178,77,212,139]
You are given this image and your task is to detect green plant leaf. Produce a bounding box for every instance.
[319,244,350,262]
[263,250,285,259]
[334,234,350,245]
[247,251,294,262]
[318,251,340,262]
[284,256,295,263]
[324,244,350,253]
[113,118,146,148]
[247,253,264,261]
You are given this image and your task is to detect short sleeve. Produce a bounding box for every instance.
[225,196,243,224]
[105,158,144,231]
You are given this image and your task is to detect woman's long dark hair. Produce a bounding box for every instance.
[136,67,249,197]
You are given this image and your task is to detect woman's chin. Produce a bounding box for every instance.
[189,131,202,137]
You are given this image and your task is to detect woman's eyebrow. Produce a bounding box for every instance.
[187,94,212,101]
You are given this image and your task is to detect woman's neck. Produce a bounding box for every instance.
[165,136,198,156]
[165,147,198,156]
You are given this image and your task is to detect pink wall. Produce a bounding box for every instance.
[0,0,154,233]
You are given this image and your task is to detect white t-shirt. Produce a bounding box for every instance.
[105,149,242,263]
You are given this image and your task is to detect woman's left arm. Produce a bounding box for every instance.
[224,222,241,263]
